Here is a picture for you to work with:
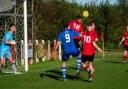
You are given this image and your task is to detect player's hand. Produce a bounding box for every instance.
[118,44,121,48]
[10,40,16,45]
[98,48,103,54]
[79,33,83,37]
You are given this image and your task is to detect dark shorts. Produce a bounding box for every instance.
[81,55,94,62]
[62,48,79,61]
[124,45,128,51]
[74,39,80,48]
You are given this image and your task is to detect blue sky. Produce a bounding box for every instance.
[69,0,117,5]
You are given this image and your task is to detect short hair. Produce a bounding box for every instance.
[9,23,16,28]
[76,15,82,20]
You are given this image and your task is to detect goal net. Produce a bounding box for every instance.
[0,0,30,73]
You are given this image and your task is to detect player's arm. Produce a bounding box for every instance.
[54,33,62,51]
[94,31,98,42]
[119,37,125,46]
[4,33,16,45]
[54,41,60,51]
[5,40,14,44]
[92,41,102,53]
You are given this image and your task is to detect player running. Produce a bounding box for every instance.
[69,15,84,74]
[119,25,128,63]
[0,24,19,74]
[80,24,102,81]
[55,23,80,81]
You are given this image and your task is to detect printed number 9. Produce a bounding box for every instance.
[65,34,70,43]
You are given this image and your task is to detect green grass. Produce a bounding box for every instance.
[0,56,128,89]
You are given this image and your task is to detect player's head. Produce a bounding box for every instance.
[87,23,92,32]
[76,15,82,22]
[10,24,16,32]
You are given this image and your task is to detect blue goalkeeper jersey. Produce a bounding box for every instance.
[0,31,13,51]
[58,28,79,51]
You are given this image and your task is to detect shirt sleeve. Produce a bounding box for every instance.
[92,35,96,41]
[79,24,83,33]
[73,31,79,36]
[5,32,12,41]
[58,33,62,42]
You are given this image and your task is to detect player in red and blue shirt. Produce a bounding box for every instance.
[119,26,128,63]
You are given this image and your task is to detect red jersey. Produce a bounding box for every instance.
[124,31,128,46]
[91,27,98,40]
[81,31,96,55]
[69,20,83,33]
[93,30,98,40]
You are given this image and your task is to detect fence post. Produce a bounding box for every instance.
[58,42,62,60]
[35,40,39,63]
[42,40,45,62]
[47,40,51,60]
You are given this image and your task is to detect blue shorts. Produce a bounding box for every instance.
[0,49,12,60]
[62,47,79,61]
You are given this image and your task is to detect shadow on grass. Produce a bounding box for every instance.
[39,69,77,81]
[125,70,128,72]
[67,67,77,70]
[104,60,123,64]
[39,69,92,83]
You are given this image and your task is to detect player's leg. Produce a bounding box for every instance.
[88,62,94,81]
[74,40,82,74]
[88,55,94,81]
[76,55,88,78]
[81,55,89,72]
[123,49,127,63]
[0,58,5,73]
[77,52,81,73]
[123,45,128,63]
[6,51,17,74]
[72,48,81,74]
[0,50,6,73]
[61,53,69,81]
[61,60,67,81]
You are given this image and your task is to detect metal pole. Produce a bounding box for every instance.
[24,0,28,72]
[32,0,34,61]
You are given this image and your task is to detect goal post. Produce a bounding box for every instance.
[0,0,30,72]
[23,0,28,72]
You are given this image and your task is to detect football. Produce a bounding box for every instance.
[83,10,89,18]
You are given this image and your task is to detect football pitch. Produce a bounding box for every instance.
[0,55,128,89]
